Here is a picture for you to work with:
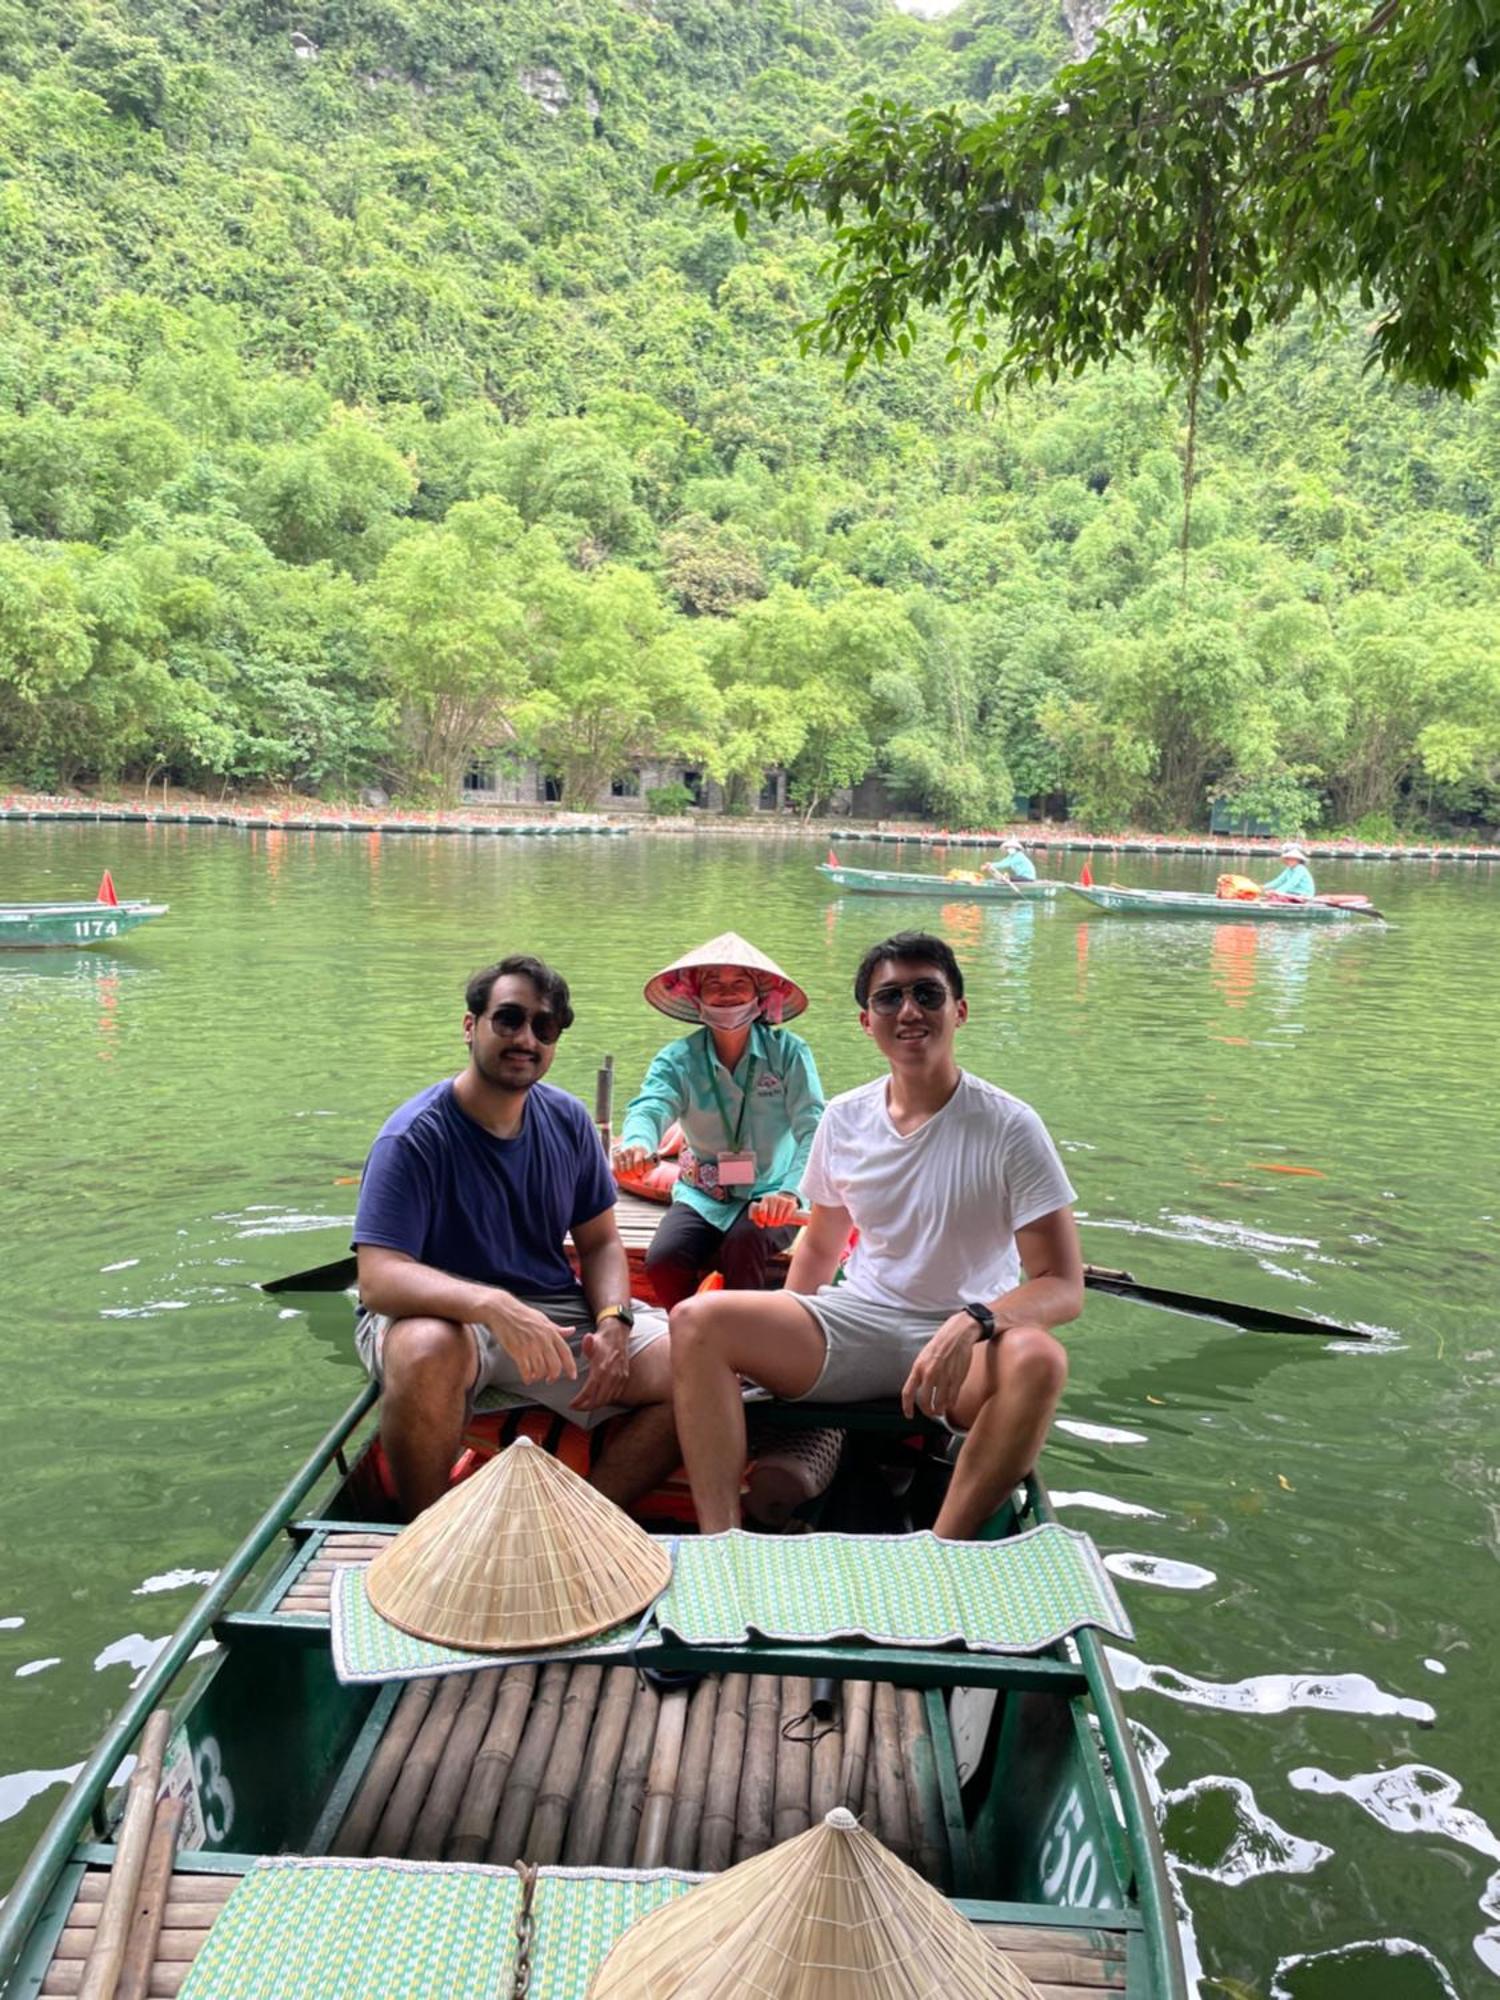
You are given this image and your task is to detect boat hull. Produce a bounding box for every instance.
[0,901,168,949]
[0,1200,1185,2000]
[1067,884,1378,923]
[819,863,1061,901]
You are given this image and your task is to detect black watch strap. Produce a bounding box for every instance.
[962,1301,997,1343]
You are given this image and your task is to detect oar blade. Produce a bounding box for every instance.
[260,1254,358,1295]
[1082,1268,1370,1340]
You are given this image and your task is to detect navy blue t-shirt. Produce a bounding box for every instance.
[352,1080,615,1296]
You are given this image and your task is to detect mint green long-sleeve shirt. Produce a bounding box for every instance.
[1265,863,1315,898]
[620,1022,826,1231]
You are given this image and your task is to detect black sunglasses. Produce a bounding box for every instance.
[868,979,951,1015]
[486,1003,563,1044]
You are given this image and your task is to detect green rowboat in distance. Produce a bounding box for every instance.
[1067,883,1384,924]
[819,861,1064,902]
[0,900,168,949]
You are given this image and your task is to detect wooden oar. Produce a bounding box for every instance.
[1079,1263,1372,1339]
[258,1243,1372,1338]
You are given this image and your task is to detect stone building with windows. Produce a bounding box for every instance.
[460,752,792,815]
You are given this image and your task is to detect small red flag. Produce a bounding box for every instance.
[827,847,839,868]
[97,869,119,906]
[1079,859,1094,887]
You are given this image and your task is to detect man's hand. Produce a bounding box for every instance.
[749,1192,801,1228]
[478,1296,577,1386]
[612,1142,652,1175]
[571,1320,631,1412]
[902,1312,979,1422]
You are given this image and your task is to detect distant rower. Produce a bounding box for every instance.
[1262,842,1315,899]
[983,836,1037,884]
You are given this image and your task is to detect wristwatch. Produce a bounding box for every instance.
[961,1301,997,1343]
[596,1304,635,1332]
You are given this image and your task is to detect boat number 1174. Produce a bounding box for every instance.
[71,919,119,938]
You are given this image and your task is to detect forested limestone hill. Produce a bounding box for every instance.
[0,0,1495,832]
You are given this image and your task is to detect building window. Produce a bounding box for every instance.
[610,772,641,798]
[463,761,491,793]
[543,773,563,803]
[682,769,705,806]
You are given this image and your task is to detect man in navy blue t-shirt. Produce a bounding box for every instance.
[354,953,675,1515]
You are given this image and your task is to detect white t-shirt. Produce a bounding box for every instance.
[799,1070,1076,1311]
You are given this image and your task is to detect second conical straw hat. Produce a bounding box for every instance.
[588,1807,1044,2000]
[644,931,808,1024]
[365,1438,671,1651]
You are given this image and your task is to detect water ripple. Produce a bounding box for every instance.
[1106,1649,1437,1721]
[1271,1938,1462,1999]
[1289,1763,1500,1977]
[1163,1774,1331,1885]
[1104,1552,1217,1591]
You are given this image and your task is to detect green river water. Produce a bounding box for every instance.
[1,821,1497,1997]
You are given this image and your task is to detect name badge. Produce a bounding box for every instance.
[716,1150,758,1188]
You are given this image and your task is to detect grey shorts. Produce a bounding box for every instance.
[789,1288,961,1418]
[354,1290,668,1433]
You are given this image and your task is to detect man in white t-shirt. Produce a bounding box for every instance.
[669,930,1083,1538]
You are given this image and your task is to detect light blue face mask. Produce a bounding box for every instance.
[698,998,761,1032]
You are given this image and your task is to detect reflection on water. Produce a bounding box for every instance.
[2,824,1498,1993]
[1290,1765,1500,1979]
[1107,1650,1438,1722]
[1164,1773,1331,1885]
[1272,1938,1463,1999]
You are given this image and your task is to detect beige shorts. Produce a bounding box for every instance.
[354,1288,667,1433]
[790,1287,962,1421]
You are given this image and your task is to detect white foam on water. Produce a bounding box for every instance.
[1049,1489,1164,1519]
[1054,1417,1150,1446]
[1104,1552,1217,1591]
[135,1568,218,1596]
[1106,1650,1437,1722]
[1163,1773,1331,1886]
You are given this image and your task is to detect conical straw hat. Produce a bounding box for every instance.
[644,931,808,1025]
[365,1438,671,1651]
[588,1807,1044,2000]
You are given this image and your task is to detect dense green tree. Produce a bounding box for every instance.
[0,0,1494,837]
[517,566,722,805]
[365,498,547,797]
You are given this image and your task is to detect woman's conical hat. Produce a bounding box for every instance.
[364,1438,671,1651]
[644,931,808,1025]
[588,1807,1044,1999]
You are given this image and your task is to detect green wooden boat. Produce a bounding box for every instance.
[0,1382,1187,1997]
[0,899,168,949]
[819,861,1064,902]
[1067,883,1383,924]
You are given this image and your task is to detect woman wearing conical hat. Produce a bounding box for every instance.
[1261,840,1315,899]
[614,933,826,1308]
[982,835,1037,884]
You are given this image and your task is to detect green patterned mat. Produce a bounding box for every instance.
[331,1563,662,1683]
[175,1859,702,2000]
[664,1525,1132,1652]
[331,1525,1130,1685]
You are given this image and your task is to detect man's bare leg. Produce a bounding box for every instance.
[379,1317,476,1519]
[669,1292,828,1532]
[589,1337,682,1508]
[934,1325,1068,1539]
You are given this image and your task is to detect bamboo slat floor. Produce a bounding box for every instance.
[272,1533,393,1616]
[41,1867,1127,1997]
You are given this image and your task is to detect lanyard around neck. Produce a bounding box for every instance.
[703,1035,755,1151]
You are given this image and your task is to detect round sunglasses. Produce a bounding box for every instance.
[867,979,951,1015]
[484,1003,563,1044]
